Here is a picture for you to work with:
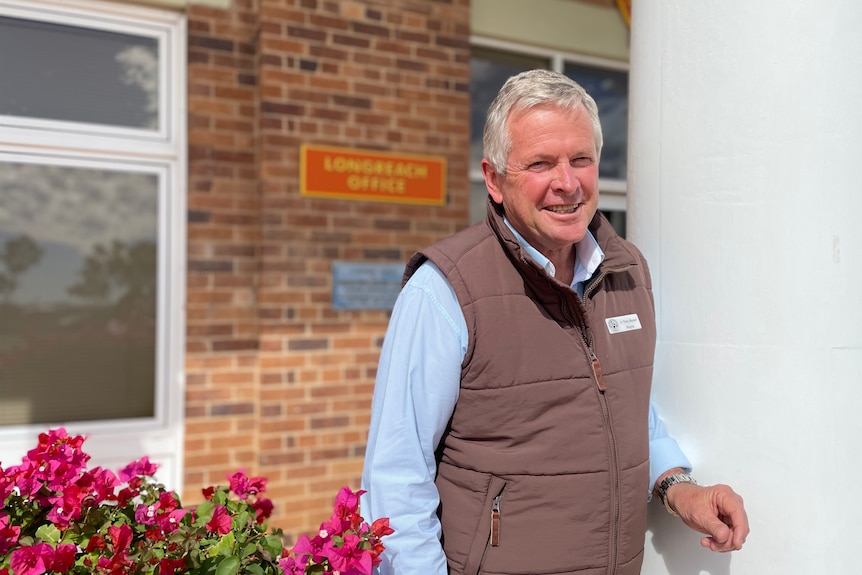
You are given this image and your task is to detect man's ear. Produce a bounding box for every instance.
[481,158,504,204]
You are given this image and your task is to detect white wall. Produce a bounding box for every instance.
[628,2,862,574]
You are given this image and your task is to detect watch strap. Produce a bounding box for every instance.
[656,473,698,516]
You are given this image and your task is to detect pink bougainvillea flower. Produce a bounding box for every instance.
[46,484,85,528]
[250,496,274,523]
[0,512,21,556]
[85,534,105,553]
[227,469,267,500]
[368,517,395,565]
[205,504,232,535]
[332,486,366,532]
[118,456,158,482]
[9,542,53,575]
[155,508,188,535]
[50,543,77,573]
[77,466,119,504]
[334,486,364,515]
[101,522,134,571]
[289,533,319,563]
[278,556,305,575]
[371,517,395,539]
[3,429,395,575]
[135,501,161,526]
[158,490,181,512]
[157,557,186,575]
[0,470,14,503]
[326,532,373,575]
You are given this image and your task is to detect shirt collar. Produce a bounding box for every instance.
[503,217,605,290]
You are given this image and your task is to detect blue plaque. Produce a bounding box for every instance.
[332,261,404,310]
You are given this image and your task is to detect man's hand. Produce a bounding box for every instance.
[665,480,749,552]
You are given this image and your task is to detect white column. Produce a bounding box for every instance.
[628,2,862,573]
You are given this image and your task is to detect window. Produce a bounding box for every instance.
[0,0,186,488]
[469,38,630,237]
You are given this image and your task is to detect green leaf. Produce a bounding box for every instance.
[215,555,240,575]
[35,523,62,544]
[262,534,283,556]
[194,501,215,526]
[241,541,257,558]
[207,531,236,557]
[236,510,250,527]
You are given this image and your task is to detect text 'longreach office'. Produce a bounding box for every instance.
[300,144,447,205]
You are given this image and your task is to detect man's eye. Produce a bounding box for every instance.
[572,157,593,167]
[529,161,551,170]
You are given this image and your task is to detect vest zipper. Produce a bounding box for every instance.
[570,272,626,574]
[558,262,634,573]
[490,493,502,547]
[597,361,620,575]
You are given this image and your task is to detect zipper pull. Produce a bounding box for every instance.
[589,348,607,392]
[490,495,501,547]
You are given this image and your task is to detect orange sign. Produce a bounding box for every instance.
[300,144,447,205]
[616,0,631,27]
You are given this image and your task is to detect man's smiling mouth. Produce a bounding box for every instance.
[544,204,581,214]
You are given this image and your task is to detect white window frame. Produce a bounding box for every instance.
[470,36,630,213]
[0,0,186,490]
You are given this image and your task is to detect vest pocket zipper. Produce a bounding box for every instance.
[464,477,507,575]
[490,493,502,547]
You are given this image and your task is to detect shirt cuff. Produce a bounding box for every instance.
[648,436,692,499]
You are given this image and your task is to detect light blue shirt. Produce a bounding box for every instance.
[361,228,691,575]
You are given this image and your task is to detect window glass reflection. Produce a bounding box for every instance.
[470,48,549,169]
[0,16,159,130]
[0,162,159,425]
[564,62,629,181]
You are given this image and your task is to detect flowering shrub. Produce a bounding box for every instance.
[0,428,392,575]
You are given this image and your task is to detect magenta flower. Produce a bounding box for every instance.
[0,514,21,555]
[278,553,308,575]
[46,485,85,528]
[205,504,232,535]
[227,470,267,500]
[250,496,274,523]
[155,508,188,535]
[77,466,119,504]
[326,532,373,575]
[333,486,364,515]
[2,427,394,575]
[49,544,76,573]
[9,542,52,575]
[135,501,160,526]
[157,556,186,574]
[118,456,158,482]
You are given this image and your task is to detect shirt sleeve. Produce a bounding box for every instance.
[361,262,465,575]
[648,401,692,494]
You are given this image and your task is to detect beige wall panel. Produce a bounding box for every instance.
[471,0,629,61]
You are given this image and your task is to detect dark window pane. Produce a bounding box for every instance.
[0,16,159,130]
[0,162,159,425]
[564,62,629,180]
[600,209,627,238]
[470,48,549,168]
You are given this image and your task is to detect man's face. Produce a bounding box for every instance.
[483,104,599,258]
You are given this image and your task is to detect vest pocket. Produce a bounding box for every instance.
[463,476,507,575]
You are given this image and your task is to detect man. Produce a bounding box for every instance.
[361,69,748,575]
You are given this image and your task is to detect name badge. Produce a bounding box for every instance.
[605,313,642,334]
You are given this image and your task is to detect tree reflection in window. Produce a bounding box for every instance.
[0,162,158,426]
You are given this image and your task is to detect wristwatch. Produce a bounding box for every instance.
[656,473,698,516]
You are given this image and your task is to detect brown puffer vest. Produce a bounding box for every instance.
[403,200,657,575]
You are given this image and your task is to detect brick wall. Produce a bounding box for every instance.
[186,0,471,543]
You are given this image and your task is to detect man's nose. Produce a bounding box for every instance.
[551,162,578,192]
